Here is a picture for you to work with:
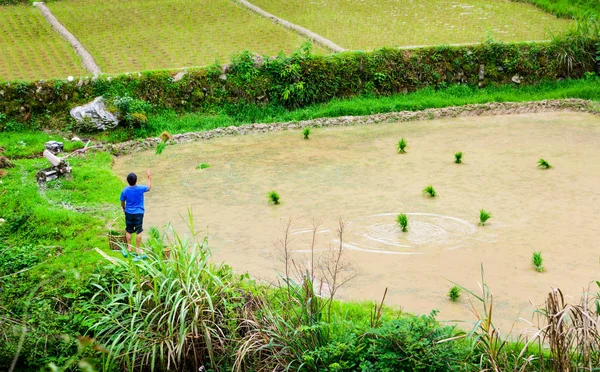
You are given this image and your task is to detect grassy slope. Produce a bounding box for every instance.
[513,0,600,18]
[0,4,86,81]
[47,0,326,74]
[250,0,573,49]
[93,78,600,143]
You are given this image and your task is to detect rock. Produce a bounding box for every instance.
[0,218,4,225]
[70,97,120,131]
[478,65,485,81]
[71,136,82,142]
[67,76,74,82]
[511,75,522,84]
[172,71,186,82]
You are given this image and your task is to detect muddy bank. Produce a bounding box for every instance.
[107,99,599,155]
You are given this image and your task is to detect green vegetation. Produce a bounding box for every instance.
[251,0,573,49]
[423,185,437,198]
[47,0,324,74]
[538,158,553,169]
[303,126,311,139]
[268,190,281,205]
[196,162,210,169]
[479,209,492,226]
[397,138,407,154]
[532,251,545,272]
[514,0,600,19]
[0,4,86,81]
[448,285,462,301]
[454,152,463,164]
[396,213,408,232]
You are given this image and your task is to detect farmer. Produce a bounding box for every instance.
[120,170,151,257]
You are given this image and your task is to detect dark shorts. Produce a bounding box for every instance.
[125,213,144,234]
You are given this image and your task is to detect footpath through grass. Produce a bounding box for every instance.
[0,4,86,81]
[250,0,573,49]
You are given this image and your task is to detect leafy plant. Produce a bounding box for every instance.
[479,209,492,226]
[448,286,461,301]
[196,163,210,169]
[532,251,545,272]
[538,158,552,169]
[303,126,311,140]
[422,185,436,197]
[396,213,408,232]
[454,152,463,164]
[397,138,407,154]
[268,190,281,205]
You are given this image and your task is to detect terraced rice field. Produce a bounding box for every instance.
[47,0,326,74]
[0,5,86,81]
[250,0,574,49]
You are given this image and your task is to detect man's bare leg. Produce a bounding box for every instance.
[125,232,133,252]
[136,233,142,254]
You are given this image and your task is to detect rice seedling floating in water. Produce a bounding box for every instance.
[303,127,311,140]
[422,185,436,197]
[538,158,552,169]
[479,209,492,226]
[155,142,166,155]
[454,152,463,164]
[196,163,210,169]
[396,213,408,232]
[397,138,407,154]
[268,190,281,205]
[448,285,461,301]
[532,251,545,272]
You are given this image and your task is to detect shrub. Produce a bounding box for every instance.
[303,127,311,140]
[538,158,552,169]
[423,185,437,197]
[454,152,463,164]
[448,286,462,301]
[397,138,407,154]
[479,209,492,226]
[532,251,545,272]
[397,213,408,232]
[113,96,152,128]
[268,190,281,205]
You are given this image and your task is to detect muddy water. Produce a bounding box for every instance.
[114,112,600,332]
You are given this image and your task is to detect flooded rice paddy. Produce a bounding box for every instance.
[114,112,600,330]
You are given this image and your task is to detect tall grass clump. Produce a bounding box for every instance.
[479,209,492,226]
[303,127,311,139]
[538,158,552,169]
[89,216,244,371]
[396,213,408,232]
[454,152,463,164]
[532,251,545,272]
[423,185,437,197]
[268,190,281,205]
[397,138,407,154]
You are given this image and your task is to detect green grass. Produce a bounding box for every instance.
[251,0,573,49]
[94,78,600,143]
[532,251,545,272]
[423,185,437,198]
[48,0,326,74]
[454,152,463,164]
[538,158,552,169]
[0,131,84,158]
[268,190,281,205]
[448,285,462,301]
[0,4,86,81]
[479,209,492,226]
[513,0,600,19]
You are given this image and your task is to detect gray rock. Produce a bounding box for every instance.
[478,65,485,81]
[172,71,186,82]
[511,75,522,84]
[70,97,119,131]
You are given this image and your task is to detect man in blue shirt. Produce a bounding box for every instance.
[120,170,152,256]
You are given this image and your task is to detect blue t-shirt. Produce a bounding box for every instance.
[120,185,149,214]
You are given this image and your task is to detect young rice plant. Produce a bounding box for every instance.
[196,163,210,169]
[454,152,463,164]
[396,213,408,232]
[422,185,436,197]
[448,286,461,301]
[303,127,311,140]
[538,158,552,169]
[479,209,492,226]
[397,138,407,154]
[532,251,545,272]
[268,190,281,205]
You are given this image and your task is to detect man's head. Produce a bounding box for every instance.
[127,173,137,186]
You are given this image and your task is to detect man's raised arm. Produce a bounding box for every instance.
[146,169,152,191]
